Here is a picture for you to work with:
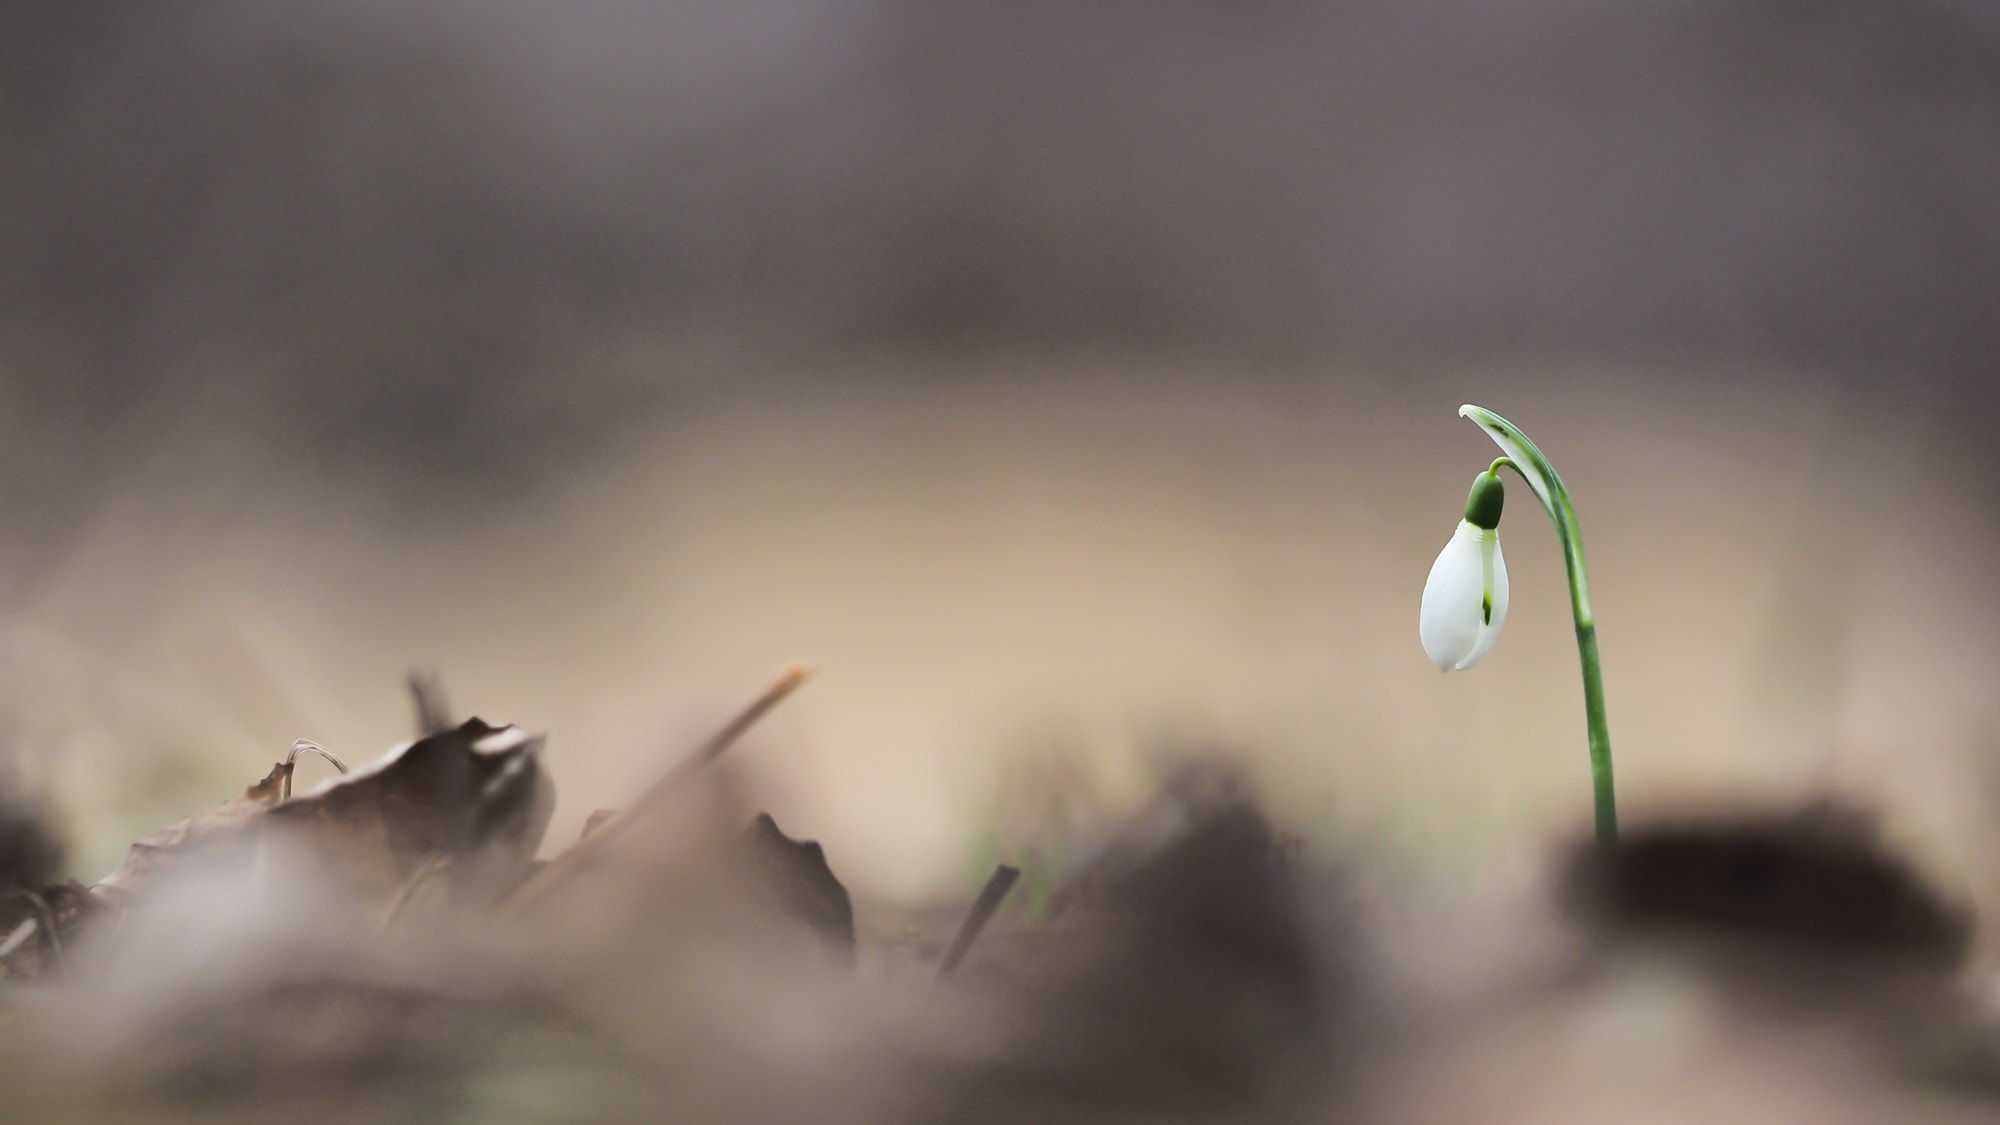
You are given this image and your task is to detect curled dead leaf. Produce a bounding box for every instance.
[84,718,550,930]
[262,718,554,907]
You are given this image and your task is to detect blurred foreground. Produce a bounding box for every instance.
[3,702,1997,1123]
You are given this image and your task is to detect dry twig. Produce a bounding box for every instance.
[937,864,1021,978]
[499,666,811,915]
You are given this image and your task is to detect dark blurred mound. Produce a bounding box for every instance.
[0,797,73,979]
[1549,807,2000,1107]
[0,798,62,890]
[1561,804,1970,965]
[922,776,1350,1123]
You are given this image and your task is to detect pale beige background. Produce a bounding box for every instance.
[7,360,1993,928]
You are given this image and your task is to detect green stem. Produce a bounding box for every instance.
[1459,405,1618,848]
[1576,623,1617,847]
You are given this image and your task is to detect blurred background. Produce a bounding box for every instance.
[2,0,1998,909]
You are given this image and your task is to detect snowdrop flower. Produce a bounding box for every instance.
[1419,471,1508,671]
[1425,404,1620,847]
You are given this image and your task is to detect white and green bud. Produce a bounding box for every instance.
[1419,470,1510,672]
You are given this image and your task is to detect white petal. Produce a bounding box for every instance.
[1420,521,1487,671]
[1454,531,1509,669]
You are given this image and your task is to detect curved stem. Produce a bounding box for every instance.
[1460,405,1617,848]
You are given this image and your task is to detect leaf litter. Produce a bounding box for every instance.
[0,669,1998,1123]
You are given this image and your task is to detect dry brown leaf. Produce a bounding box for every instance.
[262,718,554,906]
[87,718,551,924]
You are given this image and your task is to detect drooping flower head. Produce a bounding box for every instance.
[1419,470,1508,671]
